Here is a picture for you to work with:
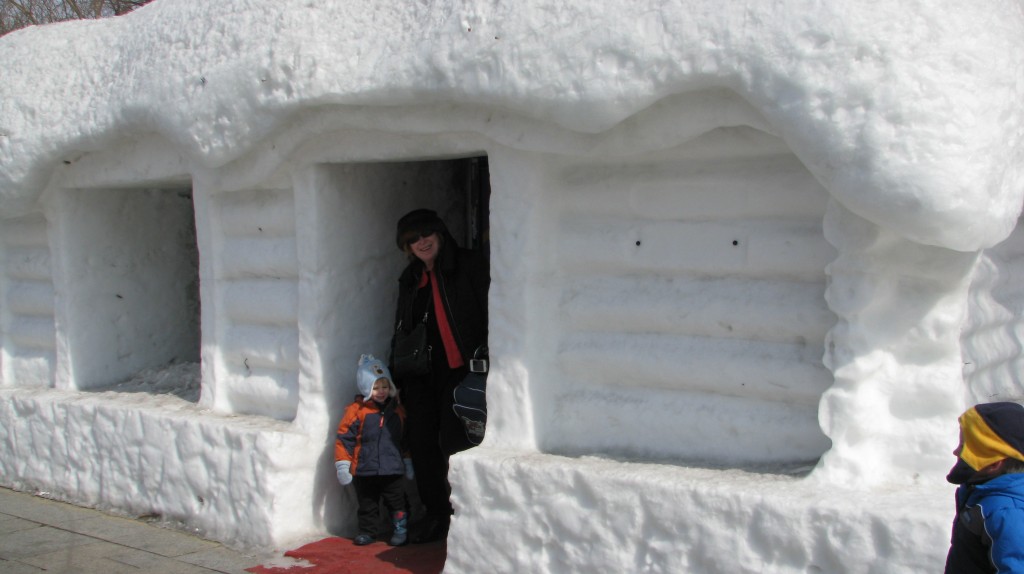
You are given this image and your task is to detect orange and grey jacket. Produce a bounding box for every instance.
[335,397,408,477]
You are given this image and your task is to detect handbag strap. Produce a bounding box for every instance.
[397,277,433,332]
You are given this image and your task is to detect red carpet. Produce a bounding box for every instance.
[247,537,446,574]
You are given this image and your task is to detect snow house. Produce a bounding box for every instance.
[2,1,1024,572]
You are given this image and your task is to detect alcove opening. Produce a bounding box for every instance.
[58,186,201,401]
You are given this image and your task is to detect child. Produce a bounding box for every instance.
[944,401,1024,573]
[335,354,415,546]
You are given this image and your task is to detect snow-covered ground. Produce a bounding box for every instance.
[96,361,200,402]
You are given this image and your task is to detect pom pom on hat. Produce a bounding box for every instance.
[356,354,395,401]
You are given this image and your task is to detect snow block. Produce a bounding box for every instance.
[448,448,953,573]
[0,387,326,550]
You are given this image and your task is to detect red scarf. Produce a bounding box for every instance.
[419,269,464,369]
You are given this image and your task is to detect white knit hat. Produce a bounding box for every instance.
[356,354,395,401]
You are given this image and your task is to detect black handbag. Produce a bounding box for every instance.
[391,310,431,379]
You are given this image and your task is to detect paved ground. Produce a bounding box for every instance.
[0,487,275,574]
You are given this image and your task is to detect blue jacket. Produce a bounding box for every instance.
[946,473,1024,573]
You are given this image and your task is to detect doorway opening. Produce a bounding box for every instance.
[457,156,491,255]
[317,152,490,398]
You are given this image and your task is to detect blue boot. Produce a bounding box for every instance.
[388,511,408,546]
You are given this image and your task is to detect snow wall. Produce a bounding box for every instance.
[2,1,1024,572]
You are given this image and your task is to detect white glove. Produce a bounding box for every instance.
[404,458,415,480]
[335,461,353,486]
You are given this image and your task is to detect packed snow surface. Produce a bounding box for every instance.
[1,1,1023,250]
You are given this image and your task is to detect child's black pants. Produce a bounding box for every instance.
[354,474,406,537]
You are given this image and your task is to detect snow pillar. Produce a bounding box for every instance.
[961,218,1024,403]
[197,184,300,420]
[471,148,542,452]
[814,201,974,485]
[0,214,56,388]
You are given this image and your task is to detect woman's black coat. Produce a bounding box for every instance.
[391,230,489,381]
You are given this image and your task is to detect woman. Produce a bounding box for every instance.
[390,208,488,543]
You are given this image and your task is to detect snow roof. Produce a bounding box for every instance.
[1,0,1023,252]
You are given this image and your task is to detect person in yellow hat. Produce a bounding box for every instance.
[944,402,1024,573]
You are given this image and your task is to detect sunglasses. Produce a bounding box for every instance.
[402,228,439,247]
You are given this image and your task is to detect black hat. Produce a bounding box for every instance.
[396,209,445,249]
